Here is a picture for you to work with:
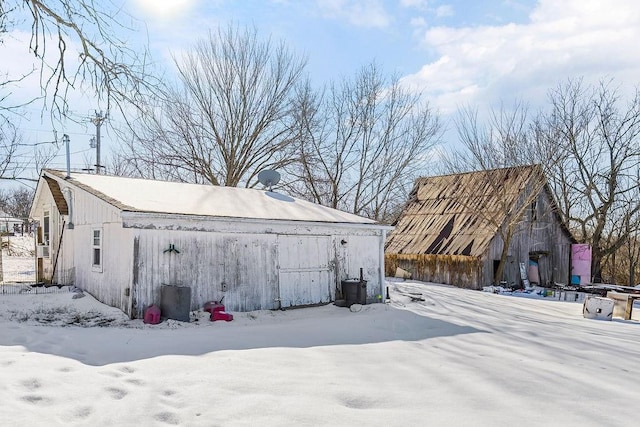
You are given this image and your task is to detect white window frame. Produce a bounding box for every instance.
[92,228,103,272]
[43,209,50,246]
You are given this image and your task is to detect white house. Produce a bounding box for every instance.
[0,211,24,234]
[29,169,391,318]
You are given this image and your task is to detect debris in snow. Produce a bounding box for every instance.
[394,267,412,279]
[350,304,362,312]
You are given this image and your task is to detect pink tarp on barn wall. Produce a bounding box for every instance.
[571,244,591,285]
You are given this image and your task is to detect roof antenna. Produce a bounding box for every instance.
[258,170,281,192]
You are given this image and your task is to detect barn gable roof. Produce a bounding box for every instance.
[42,170,378,225]
[385,165,570,257]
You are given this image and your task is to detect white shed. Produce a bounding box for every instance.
[29,169,391,318]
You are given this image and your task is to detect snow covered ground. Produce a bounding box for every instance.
[2,235,36,283]
[2,278,640,426]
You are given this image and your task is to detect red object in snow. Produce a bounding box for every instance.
[212,310,234,322]
[204,301,225,314]
[203,301,233,321]
[143,305,161,324]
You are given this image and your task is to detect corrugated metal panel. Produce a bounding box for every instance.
[386,165,544,257]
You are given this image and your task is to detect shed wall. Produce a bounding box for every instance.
[32,178,134,315]
[132,230,278,316]
[129,219,385,318]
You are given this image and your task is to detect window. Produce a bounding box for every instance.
[43,210,50,245]
[92,228,103,271]
[529,200,538,221]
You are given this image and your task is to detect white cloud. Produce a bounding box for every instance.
[316,0,392,28]
[403,0,640,114]
[400,0,429,8]
[435,5,453,17]
[410,17,427,28]
[132,0,199,23]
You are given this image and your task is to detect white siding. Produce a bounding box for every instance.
[132,230,279,317]
[32,177,134,315]
[278,235,332,308]
[130,221,386,317]
[334,234,384,301]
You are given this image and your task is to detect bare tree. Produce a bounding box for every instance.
[0,118,27,181]
[2,0,155,119]
[122,25,307,187]
[0,117,61,183]
[446,102,559,284]
[604,187,640,286]
[286,63,442,222]
[539,78,640,283]
[1,1,157,184]
[0,187,34,220]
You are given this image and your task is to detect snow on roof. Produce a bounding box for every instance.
[45,170,377,225]
[0,211,23,222]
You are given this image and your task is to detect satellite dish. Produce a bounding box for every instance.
[258,169,281,191]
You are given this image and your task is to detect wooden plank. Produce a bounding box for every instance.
[278,235,331,308]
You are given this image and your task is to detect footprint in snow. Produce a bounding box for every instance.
[105,386,128,400]
[154,411,181,425]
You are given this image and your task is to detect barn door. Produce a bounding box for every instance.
[278,235,332,308]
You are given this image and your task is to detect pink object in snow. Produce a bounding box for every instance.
[143,305,161,324]
[203,301,233,322]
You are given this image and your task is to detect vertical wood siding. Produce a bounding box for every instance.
[483,190,573,287]
[133,230,280,317]
[132,228,384,317]
[34,179,134,314]
[335,234,384,300]
[385,254,482,289]
[278,235,332,307]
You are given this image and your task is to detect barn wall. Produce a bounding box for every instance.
[483,189,573,287]
[385,254,482,289]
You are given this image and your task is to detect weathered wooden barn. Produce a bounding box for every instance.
[29,169,390,318]
[385,165,575,289]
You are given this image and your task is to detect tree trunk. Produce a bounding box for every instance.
[591,249,603,283]
[494,230,513,285]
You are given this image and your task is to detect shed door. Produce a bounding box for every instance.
[278,235,332,308]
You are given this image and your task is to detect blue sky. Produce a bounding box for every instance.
[3,0,640,186]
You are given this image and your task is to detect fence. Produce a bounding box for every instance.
[0,283,69,295]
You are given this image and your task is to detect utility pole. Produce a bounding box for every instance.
[92,111,107,174]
